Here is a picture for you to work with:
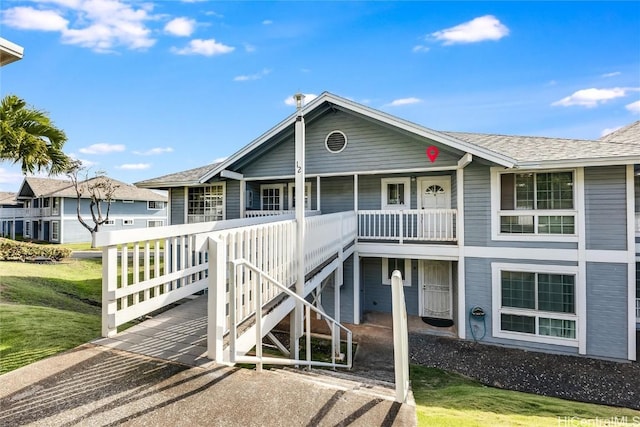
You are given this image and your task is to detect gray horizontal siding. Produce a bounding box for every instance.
[241,109,461,178]
[170,187,185,225]
[585,166,627,251]
[320,176,354,214]
[586,262,628,360]
[319,255,355,324]
[361,257,419,316]
[464,257,580,356]
[226,180,240,220]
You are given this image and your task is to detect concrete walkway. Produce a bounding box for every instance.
[0,296,417,426]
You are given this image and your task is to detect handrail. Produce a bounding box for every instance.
[391,270,410,403]
[229,258,352,371]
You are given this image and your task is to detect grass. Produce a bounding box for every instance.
[0,258,103,375]
[411,364,640,426]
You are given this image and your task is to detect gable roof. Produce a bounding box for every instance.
[17,176,166,201]
[600,121,640,144]
[0,192,19,206]
[135,162,221,188]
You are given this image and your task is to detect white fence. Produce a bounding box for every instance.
[358,209,457,242]
[244,210,319,218]
[97,211,357,354]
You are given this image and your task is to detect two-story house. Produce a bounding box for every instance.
[110,92,638,363]
[1,176,168,244]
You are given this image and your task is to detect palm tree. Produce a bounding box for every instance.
[0,94,70,175]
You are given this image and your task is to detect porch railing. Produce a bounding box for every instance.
[358,209,457,242]
[245,210,319,218]
[0,207,57,218]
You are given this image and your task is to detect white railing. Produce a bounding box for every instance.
[228,259,352,370]
[98,210,358,360]
[0,207,56,218]
[358,209,457,242]
[636,298,640,322]
[244,210,319,218]
[391,270,410,403]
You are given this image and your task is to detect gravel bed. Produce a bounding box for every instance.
[409,333,640,410]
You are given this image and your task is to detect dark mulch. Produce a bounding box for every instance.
[409,333,640,410]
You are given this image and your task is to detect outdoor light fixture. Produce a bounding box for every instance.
[294,93,305,110]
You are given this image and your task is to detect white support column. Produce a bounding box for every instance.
[240,179,246,218]
[456,154,470,339]
[626,164,637,361]
[59,198,65,244]
[353,174,358,212]
[576,167,587,355]
[334,250,343,357]
[101,245,118,338]
[208,236,227,362]
[353,253,360,324]
[316,176,321,211]
[292,93,306,359]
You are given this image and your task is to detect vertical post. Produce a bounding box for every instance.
[334,249,343,358]
[256,272,263,372]
[391,270,409,403]
[240,179,246,218]
[207,236,227,362]
[102,245,118,337]
[399,210,404,244]
[292,93,306,359]
[353,174,358,212]
[353,253,360,325]
[316,176,321,212]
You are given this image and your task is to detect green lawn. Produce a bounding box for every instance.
[411,364,640,426]
[0,258,103,374]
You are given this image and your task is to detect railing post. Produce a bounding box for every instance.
[399,210,404,244]
[207,236,227,362]
[102,245,118,338]
[391,270,409,403]
[256,272,263,372]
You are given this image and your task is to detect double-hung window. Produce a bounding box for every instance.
[498,170,575,236]
[187,184,225,223]
[261,184,284,211]
[51,221,60,241]
[382,258,411,286]
[493,264,578,346]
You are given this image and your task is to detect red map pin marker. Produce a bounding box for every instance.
[426,146,439,163]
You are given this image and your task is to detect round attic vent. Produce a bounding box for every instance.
[325,130,347,153]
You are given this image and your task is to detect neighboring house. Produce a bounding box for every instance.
[0,192,24,238]
[128,92,639,362]
[0,176,167,244]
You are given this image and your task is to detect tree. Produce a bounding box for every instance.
[67,160,119,247]
[0,94,70,174]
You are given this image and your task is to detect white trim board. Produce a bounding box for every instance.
[464,246,629,263]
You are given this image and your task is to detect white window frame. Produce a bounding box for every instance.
[122,219,135,226]
[147,220,165,227]
[492,262,580,347]
[491,167,580,242]
[260,184,285,211]
[381,177,411,210]
[51,220,60,242]
[186,183,226,223]
[24,221,31,237]
[147,201,165,210]
[122,200,134,204]
[382,257,412,286]
[288,182,312,210]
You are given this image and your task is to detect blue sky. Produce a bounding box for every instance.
[1,0,639,192]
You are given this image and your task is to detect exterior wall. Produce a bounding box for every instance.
[226,180,240,219]
[360,257,419,316]
[318,254,355,324]
[584,166,627,251]
[170,187,186,225]
[241,109,460,178]
[585,262,628,359]
[320,176,354,214]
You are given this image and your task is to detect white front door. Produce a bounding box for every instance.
[417,177,452,239]
[420,260,452,319]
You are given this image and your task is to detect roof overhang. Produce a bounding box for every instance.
[199,92,516,183]
[0,37,24,67]
[516,156,640,169]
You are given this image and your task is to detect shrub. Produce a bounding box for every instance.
[0,238,72,262]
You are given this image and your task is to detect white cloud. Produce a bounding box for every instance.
[626,100,640,114]
[386,97,422,107]
[600,126,623,137]
[133,147,174,155]
[602,71,621,78]
[79,143,126,154]
[116,163,150,170]
[244,43,256,53]
[412,45,430,53]
[552,87,634,108]
[2,1,157,52]
[431,15,509,45]
[165,17,196,37]
[262,20,273,25]
[171,38,234,56]
[234,69,271,82]
[212,156,228,163]
[1,7,69,31]
[284,93,318,107]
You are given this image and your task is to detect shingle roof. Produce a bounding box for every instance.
[19,176,166,201]
[442,131,640,164]
[135,162,221,188]
[0,192,19,205]
[600,121,640,144]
